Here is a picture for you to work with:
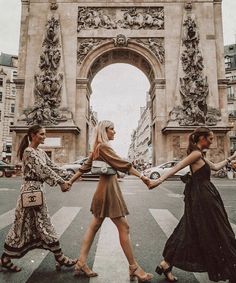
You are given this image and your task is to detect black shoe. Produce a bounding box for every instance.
[155,265,178,282]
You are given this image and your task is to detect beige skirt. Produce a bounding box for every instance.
[90,174,129,218]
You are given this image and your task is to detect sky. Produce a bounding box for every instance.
[0,0,236,157]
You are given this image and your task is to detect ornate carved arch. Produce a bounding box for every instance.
[77,40,164,84]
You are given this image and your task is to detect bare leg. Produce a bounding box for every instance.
[78,216,104,263]
[111,217,153,280]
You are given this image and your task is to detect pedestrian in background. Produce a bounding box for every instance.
[0,125,75,272]
[149,127,236,282]
[68,120,153,282]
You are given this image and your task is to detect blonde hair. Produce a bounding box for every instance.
[91,120,114,152]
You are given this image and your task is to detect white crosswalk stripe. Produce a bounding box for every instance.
[90,218,130,283]
[0,207,81,283]
[149,209,230,283]
[0,209,15,230]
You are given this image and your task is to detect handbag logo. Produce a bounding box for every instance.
[101,166,108,173]
[28,195,37,203]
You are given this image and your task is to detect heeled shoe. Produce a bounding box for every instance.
[156,265,178,282]
[74,260,98,277]
[129,264,153,282]
[55,254,77,271]
[0,256,21,272]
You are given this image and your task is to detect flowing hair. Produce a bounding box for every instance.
[91,120,114,152]
[187,127,212,155]
[17,125,43,161]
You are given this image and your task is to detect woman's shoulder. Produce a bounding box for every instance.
[188,150,203,160]
[98,143,111,150]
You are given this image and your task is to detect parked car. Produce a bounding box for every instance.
[0,160,16,177]
[61,158,125,179]
[143,160,190,180]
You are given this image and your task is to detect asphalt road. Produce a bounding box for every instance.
[0,176,235,283]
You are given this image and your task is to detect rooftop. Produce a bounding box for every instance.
[0,52,18,67]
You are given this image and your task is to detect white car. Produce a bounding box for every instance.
[61,157,125,178]
[143,160,190,180]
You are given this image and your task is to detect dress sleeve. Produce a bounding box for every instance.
[43,151,73,180]
[23,148,65,187]
[79,153,93,173]
[99,144,132,173]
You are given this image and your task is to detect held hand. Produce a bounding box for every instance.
[60,181,71,192]
[148,178,163,190]
[140,176,151,188]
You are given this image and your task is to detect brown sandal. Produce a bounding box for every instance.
[0,256,21,272]
[129,264,153,282]
[55,254,77,271]
[74,259,98,277]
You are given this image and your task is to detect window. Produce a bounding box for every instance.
[0,91,2,102]
[11,70,17,82]
[0,78,3,87]
[227,86,234,100]
[12,88,16,96]
[225,56,232,69]
[11,104,15,113]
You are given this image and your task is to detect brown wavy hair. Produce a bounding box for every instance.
[17,125,43,160]
[187,127,212,155]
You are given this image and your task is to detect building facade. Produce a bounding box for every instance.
[128,94,152,167]
[225,44,236,154]
[0,52,18,162]
[12,0,230,165]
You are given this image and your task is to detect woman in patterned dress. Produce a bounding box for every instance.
[0,125,75,272]
[68,120,153,282]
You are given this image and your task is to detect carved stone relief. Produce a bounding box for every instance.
[169,5,221,126]
[114,34,129,47]
[25,15,67,125]
[77,39,104,64]
[77,7,164,31]
[77,36,164,65]
[136,38,165,64]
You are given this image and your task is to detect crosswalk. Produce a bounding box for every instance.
[0,206,235,283]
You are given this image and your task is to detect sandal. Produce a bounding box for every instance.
[156,264,178,282]
[55,253,77,271]
[129,264,153,282]
[0,256,21,272]
[74,259,98,277]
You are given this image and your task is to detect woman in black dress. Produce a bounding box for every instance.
[149,127,236,282]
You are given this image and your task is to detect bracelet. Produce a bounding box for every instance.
[139,173,144,179]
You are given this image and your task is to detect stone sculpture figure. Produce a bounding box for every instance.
[26,14,65,126]
[169,8,221,126]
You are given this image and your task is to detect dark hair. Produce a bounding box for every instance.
[187,127,212,155]
[17,125,43,160]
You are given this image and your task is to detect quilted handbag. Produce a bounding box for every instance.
[21,187,43,208]
[91,160,116,175]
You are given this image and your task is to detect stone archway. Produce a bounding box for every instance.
[12,0,230,164]
[75,39,166,164]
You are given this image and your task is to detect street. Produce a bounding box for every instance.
[0,176,235,283]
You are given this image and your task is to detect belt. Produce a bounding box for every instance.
[25,178,43,182]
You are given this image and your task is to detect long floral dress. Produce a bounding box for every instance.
[3,147,71,258]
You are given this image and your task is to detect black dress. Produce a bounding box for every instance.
[161,157,236,282]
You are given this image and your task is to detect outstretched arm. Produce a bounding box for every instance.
[149,151,202,189]
[205,151,236,171]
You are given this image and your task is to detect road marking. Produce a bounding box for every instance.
[0,209,15,230]
[0,207,81,283]
[149,209,225,283]
[90,218,130,283]
[167,193,184,198]
[0,188,13,191]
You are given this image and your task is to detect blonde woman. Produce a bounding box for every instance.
[69,120,153,282]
